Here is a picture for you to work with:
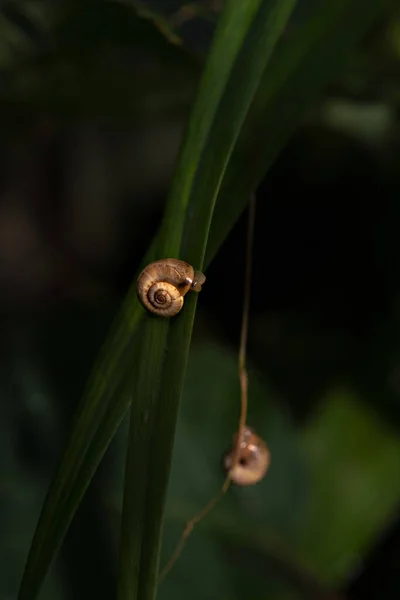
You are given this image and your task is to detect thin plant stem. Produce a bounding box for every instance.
[232,191,256,466]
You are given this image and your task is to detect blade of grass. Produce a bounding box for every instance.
[118,2,297,599]
[158,0,263,255]
[18,1,389,598]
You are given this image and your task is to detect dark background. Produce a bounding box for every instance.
[1,1,399,599]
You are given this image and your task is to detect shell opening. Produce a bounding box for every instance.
[222,427,270,486]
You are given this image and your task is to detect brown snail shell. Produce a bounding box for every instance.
[137,258,206,317]
[223,426,270,486]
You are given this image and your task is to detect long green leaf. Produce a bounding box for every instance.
[118,2,297,599]
[158,0,263,255]
[19,1,389,598]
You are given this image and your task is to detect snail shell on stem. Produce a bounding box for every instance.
[137,258,206,317]
[223,426,270,486]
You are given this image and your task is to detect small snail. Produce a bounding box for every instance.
[137,258,206,317]
[223,426,270,486]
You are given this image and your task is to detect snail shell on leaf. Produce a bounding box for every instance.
[223,426,270,486]
[137,258,206,317]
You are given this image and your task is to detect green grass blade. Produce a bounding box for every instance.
[18,1,389,598]
[118,2,297,599]
[158,0,263,255]
[207,0,391,263]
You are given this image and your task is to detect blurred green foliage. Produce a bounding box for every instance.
[0,1,400,599]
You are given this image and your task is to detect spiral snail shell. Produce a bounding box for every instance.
[223,426,270,486]
[137,258,206,317]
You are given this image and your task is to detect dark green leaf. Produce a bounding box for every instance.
[298,390,400,582]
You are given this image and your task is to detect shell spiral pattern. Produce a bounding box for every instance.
[137,258,206,317]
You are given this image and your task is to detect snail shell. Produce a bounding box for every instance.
[223,426,270,486]
[137,258,206,317]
